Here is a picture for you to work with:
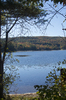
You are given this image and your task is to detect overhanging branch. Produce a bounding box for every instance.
[45,4,65,30]
[3,18,18,63]
[48,4,66,18]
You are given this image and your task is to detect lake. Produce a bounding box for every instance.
[6,50,66,94]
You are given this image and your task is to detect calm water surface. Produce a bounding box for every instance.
[8,50,66,94]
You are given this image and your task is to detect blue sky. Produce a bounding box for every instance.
[8,1,66,38]
[44,14,66,37]
[31,2,66,37]
[43,2,66,37]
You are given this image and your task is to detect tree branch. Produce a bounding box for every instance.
[3,18,18,63]
[45,4,65,30]
[48,4,66,18]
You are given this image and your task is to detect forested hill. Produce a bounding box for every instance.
[2,36,66,51]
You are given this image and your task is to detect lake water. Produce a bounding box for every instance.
[7,50,66,94]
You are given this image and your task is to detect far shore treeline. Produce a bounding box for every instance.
[1,36,66,52]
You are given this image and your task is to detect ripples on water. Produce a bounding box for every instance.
[5,50,66,94]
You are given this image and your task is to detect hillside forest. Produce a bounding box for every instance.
[1,36,66,52]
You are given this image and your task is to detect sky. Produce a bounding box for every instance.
[5,1,66,38]
[30,2,66,37]
[44,5,66,37]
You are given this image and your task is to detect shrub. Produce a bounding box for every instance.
[34,60,66,100]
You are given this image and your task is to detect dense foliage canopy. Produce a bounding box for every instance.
[0,0,46,24]
[1,36,66,51]
[45,0,66,5]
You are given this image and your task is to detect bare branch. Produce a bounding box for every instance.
[45,4,65,30]
[6,18,18,34]
[48,4,66,18]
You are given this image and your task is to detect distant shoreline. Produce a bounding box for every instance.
[15,49,64,52]
[7,92,39,98]
[8,92,36,95]
[2,36,66,52]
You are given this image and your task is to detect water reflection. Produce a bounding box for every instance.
[8,50,66,94]
[15,55,29,57]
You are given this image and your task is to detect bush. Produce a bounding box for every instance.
[34,60,66,100]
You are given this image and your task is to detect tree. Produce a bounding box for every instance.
[42,0,66,33]
[44,0,66,49]
[34,1,66,99]
[44,0,66,48]
[34,60,66,100]
[7,42,16,51]
[0,0,47,99]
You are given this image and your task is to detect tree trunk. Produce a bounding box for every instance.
[0,7,3,98]
[0,61,3,98]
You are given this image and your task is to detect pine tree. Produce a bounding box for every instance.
[0,0,47,98]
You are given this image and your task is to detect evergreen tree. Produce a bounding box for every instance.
[0,0,47,99]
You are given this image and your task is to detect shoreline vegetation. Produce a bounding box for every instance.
[6,92,39,100]
[8,92,38,97]
[1,36,66,52]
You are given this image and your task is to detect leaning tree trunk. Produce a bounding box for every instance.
[0,7,3,99]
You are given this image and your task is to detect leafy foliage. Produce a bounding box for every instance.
[0,0,47,27]
[34,60,66,100]
[3,53,19,94]
[0,0,48,99]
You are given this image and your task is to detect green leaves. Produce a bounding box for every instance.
[0,0,48,28]
[34,60,66,99]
